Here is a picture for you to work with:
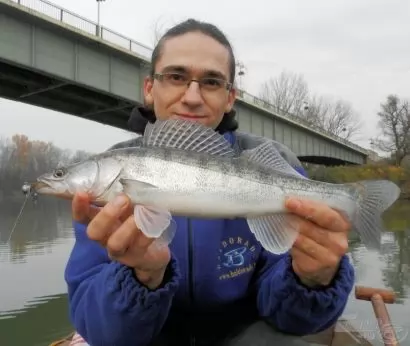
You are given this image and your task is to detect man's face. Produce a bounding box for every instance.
[143,31,237,129]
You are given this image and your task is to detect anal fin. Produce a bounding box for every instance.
[143,119,235,157]
[246,213,300,254]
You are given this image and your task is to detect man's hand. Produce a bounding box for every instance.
[72,192,171,290]
[285,198,351,287]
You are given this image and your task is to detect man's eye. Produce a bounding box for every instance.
[168,73,187,81]
[203,78,223,86]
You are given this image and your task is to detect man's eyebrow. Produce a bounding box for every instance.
[203,70,227,80]
[160,65,228,80]
[161,65,187,73]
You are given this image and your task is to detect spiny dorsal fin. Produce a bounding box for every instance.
[243,141,306,179]
[143,119,235,157]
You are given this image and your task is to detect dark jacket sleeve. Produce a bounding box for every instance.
[64,221,181,346]
[253,250,355,335]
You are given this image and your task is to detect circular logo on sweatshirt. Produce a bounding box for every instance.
[217,236,258,280]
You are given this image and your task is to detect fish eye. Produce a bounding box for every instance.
[53,168,66,178]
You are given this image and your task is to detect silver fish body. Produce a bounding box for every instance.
[98,146,357,219]
[32,118,401,254]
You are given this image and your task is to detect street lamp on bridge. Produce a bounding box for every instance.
[96,0,106,37]
[235,61,246,89]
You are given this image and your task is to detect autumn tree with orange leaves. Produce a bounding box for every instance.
[0,134,92,196]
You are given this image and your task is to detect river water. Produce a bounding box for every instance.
[0,194,409,346]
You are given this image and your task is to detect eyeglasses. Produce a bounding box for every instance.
[153,72,232,92]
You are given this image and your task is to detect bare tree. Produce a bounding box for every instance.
[258,70,362,140]
[150,17,168,46]
[259,70,309,116]
[300,95,329,127]
[372,94,410,166]
[303,96,363,140]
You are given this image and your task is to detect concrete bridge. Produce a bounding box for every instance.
[0,0,369,165]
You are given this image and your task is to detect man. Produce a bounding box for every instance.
[65,18,355,346]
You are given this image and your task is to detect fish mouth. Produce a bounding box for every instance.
[31,180,74,200]
[31,180,51,192]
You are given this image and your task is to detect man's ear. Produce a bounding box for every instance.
[225,87,237,113]
[143,76,154,107]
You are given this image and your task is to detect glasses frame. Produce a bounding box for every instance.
[152,72,233,92]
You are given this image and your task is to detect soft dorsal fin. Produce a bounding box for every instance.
[243,141,307,254]
[242,141,307,178]
[142,119,235,157]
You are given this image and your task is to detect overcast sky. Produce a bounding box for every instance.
[1,0,409,153]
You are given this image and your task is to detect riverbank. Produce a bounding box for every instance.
[305,163,410,199]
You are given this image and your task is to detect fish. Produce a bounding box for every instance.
[30,118,401,254]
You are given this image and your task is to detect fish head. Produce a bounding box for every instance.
[32,157,122,200]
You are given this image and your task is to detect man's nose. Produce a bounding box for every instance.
[181,81,204,106]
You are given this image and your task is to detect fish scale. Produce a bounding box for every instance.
[113,146,357,217]
[117,153,276,215]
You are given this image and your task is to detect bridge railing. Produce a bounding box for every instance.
[236,90,367,153]
[12,0,153,58]
[9,0,368,155]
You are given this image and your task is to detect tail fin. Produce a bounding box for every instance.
[352,180,401,250]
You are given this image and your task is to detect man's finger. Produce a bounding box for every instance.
[106,216,137,258]
[293,233,340,268]
[290,247,322,283]
[297,220,348,256]
[285,198,350,233]
[298,219,330,244]
[291,247,317,271]
[87,205,102,222]
[72,192,91,223]
[72,192,101,224]
[87,194,130,245]
[118,204,135,223]
[291,247,338,286]
[107,215,154,258]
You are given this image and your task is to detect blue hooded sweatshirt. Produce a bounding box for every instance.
[64,130,355,346]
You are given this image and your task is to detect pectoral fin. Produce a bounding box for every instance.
[120,178,158,195]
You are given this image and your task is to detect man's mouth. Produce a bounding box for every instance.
[175,113,207,119]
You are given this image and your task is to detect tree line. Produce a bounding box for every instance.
[257,70,410,166]
[0,134,92,197]
[305,162,410,199]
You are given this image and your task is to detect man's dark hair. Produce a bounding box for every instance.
[150,19,236,83]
